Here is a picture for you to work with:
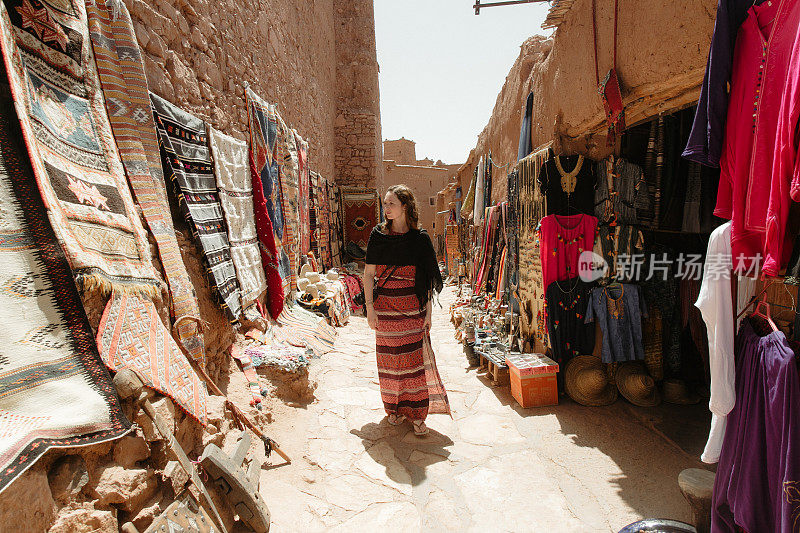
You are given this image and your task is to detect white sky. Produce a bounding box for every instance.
[374,0,551,166]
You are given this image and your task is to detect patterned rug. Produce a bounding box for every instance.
[341,187,379,260]
[208,125,266,318]
[97,292,208,424]
[248,149,284,319]
[0,0,160,296]
[312,172,332,270]
[85,0,204,362]
[275,114,299,290]
[295,131,311,256]
[329,182,343,266]
[151,93,242,323]
[246,88,291,296]
[0,85,129,494]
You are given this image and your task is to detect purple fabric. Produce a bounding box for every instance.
[682,0,767,167]
[712,318,800,533]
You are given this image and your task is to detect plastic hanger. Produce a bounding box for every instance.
[753,292,778,332]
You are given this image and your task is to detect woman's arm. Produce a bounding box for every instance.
[363,264,377,329]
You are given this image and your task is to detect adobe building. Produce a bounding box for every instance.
[382,138,460,232]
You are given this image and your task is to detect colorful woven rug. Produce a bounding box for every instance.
[340,187,379,260]
[248,150,284,319]
[312,171,332,269]
[329,183,343,266]
[0,86,129,494]
[0,0,160,296]
[246,88,291,296]
[151,93,242,323]
[275,113,299,290]
[208,125,266,318]
[295,131,310,256]
[85,0,204,362]
[97,291,208,424]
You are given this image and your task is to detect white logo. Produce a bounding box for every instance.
[578,251,608,283]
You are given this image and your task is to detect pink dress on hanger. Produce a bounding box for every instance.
[539,214,598,290]
[716,0,797,275]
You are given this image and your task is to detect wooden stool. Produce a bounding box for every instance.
[678,468,715,533]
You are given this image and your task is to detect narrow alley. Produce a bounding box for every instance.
[258,285,697,532]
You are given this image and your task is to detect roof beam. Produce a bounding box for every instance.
[474,0,543,15]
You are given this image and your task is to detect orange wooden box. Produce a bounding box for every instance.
[506,353,559,408]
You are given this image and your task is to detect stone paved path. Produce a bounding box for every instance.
[258,286,700,532]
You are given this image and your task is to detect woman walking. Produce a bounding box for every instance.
[363,185,450,436]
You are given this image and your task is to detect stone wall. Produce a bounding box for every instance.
[334,0,383,189]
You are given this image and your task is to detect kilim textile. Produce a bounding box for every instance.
[208,125,266,316]
[275,304,336,357]
[295,131,310,255]
[341,187,379,260]
[0,0,159,295]
[245,88,292,294]
[374,264,450,420]
[276,114,299,290]
[308,170,319,261]
[341,272,364,314]
[517,146,550,350]
[445,225,460,275]
[97,291,208,424]
[313,172,332,269]
[248,148,284,319]
[329,183,343,266]
[245,344,309,373]
[0,87,129,494]
[85,0,204,361]
[151,93,242,322]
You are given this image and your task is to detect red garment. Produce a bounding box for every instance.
[249,151,284,319]
[766,1,800,276]
[539,214,598,291]
[717,0,795,275]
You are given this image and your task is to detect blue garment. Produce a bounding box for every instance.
[683,0,767,167]
[585,283,648,363]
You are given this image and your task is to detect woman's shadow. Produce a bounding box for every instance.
[351,417,455,487]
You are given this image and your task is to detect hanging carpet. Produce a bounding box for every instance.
[0,0,160,296]
[246,88,292,296]
[97,291,208,424]
[85,0,204,362]
[341,187,380,260]
[151,93,242,323]
[208,125,266,319]
[275,114,299,290]
[295,131,311,256]
[0,86,129,495]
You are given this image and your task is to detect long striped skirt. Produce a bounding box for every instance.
[374,265,450,421]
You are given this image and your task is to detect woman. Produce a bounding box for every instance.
[363,185,450,436]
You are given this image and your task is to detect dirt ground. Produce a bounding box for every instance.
[256,285,706,532]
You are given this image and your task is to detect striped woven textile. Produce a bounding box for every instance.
[295,131,311,256]
[85,0,204,362]
[374,265,449,420]
[275,114,299,290]
[151,94,242,322]
[208,125,266,318]
[309,171,320,261]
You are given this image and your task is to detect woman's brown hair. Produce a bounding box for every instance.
[382,184,419,233]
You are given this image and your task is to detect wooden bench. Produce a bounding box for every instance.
[474,346,510,386]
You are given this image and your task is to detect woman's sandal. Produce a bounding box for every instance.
[387,413,406,426]
[412,420,429,436]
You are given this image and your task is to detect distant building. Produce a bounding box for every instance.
[381,138,461,232]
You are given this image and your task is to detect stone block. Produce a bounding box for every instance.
[48,455,89,504]
[112,434,150,469]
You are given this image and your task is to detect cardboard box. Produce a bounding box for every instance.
[506,352,559,408]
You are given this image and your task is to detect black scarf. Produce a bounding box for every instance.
[365,226,443,310]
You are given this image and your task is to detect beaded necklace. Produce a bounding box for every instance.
[555,155,583,194]
[554,278,583,315]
